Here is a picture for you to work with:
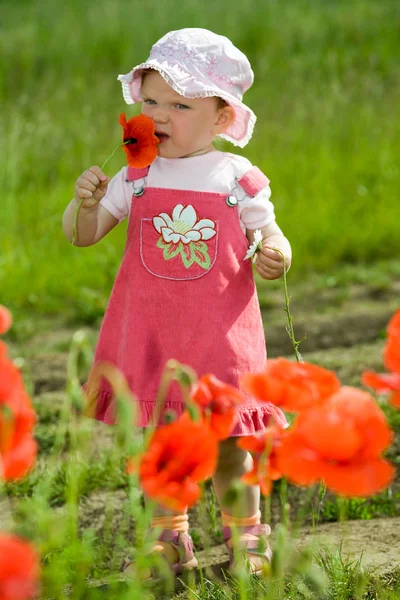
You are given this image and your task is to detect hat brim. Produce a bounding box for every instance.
[118,61,256,148]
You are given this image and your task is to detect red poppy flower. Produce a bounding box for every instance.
[275,387,395,497]
[119,113,159,168]
[237,425,284,495]
[1,351,37,481]
[362,309,400,408]
[387,308,400,337]
[0,534,40,600]
[189,374,244,439]
[138,417,218,510]
[362,371,400,409]
[0,306,12,335]
[241,358,340,412]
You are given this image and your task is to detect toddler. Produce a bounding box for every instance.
[62,28,291,579]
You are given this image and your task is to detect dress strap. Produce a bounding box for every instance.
[227,166,270,207]
[236,166,270,198]
[126,166,150,181]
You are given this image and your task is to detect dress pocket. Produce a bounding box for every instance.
[140,206,218,281]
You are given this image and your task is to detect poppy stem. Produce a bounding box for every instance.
[273,248,304,363]
[0,457,14,530]
[71,141,131,246]
[147,360,178,436]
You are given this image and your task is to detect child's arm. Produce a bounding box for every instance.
[62,166,119,246]
[246,222,292,281]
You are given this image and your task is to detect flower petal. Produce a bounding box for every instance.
[387,309,400,336]
[362,370,400,392]
[384,335,400,375]
[296,409,362,461]
[244,245,257,260]
[153,216,168,233]
[157,212,174,229]
[172,204,184,221]
[184,230,202,242]
[180,205,197,228]
[193,219,215,231]
[199,227,217,241]
[254,229,263,244]
[0,305,12,334]
[323,458,395,498]
[390,390,400,408]
[138,417,218,510]
[241,358,340,412]
[120,113,159,168]
[170,233,182,244]
[161,227,181,244]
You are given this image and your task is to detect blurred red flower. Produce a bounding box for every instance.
[387,309,400,337]
[119,113,159,168]
[241,358,340,412]
[237,425,284,495]
[0,534,40,600]
[362,309,400,408]
[0,306,12,335]
[275,386,394,497]
[137,416,218,510]
[189,374,244,439]
[0,342,37,481]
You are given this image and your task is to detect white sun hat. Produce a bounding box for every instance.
[117,28,256,148]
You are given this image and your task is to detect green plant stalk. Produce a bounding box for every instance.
[0,459,14,531]
[71,141,129,246]
[270,248,304,363]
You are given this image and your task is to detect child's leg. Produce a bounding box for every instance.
[212,436,270,573]
[212,436,260,516]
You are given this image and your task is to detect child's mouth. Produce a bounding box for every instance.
[156,132,169,143]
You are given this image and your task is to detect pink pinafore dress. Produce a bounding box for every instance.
[88,163,286,435]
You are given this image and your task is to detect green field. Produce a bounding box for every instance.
[1,0,399,319]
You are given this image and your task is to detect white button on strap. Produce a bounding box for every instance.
[226,195,237,207]
[133,187,144,197]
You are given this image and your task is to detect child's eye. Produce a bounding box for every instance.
[144,99,156,105]
[175,103,190,110]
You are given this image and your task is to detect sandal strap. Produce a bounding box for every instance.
[222,523,271,542]
[223,524,272,559]
[157,530,195,574]
[123,529,197,577]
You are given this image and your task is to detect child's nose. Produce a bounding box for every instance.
[153,107,169,123]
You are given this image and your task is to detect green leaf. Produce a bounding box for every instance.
[156,237,212,270]
[191,241,211,270]
[156,236,169,250]
[164,241,182,261]
[179,243,196,268]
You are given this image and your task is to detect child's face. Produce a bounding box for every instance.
[141,71,226,158]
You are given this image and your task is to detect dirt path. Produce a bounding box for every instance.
[196,517,400,577]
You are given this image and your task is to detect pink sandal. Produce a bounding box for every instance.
[123,530,198,579]
[223,524,272,576]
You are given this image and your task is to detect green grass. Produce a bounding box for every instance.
[0,0,399,319]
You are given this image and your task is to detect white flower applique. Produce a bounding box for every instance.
[244,229,263,263]
[152,204,217,269]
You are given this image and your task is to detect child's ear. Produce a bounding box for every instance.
[214,106,236,133]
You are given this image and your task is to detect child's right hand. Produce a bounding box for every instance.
[74,166,110,207]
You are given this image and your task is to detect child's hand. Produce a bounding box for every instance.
[74,166,110,207]
[255,244,289,280]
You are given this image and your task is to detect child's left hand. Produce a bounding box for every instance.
[255,244,289,280]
